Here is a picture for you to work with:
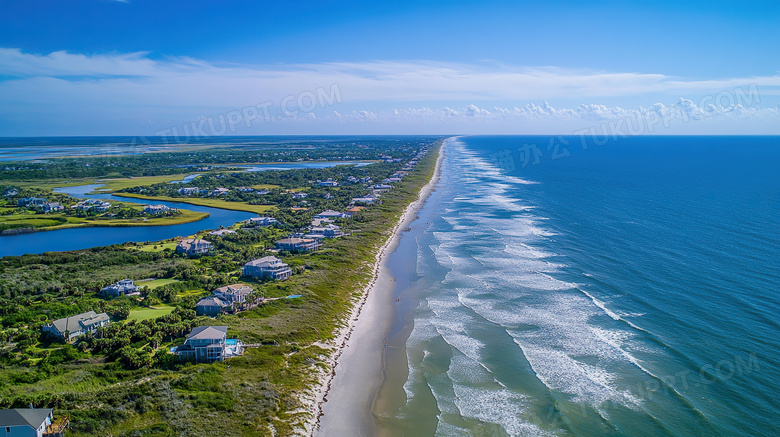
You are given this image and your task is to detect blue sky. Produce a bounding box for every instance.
[1,0,778,135]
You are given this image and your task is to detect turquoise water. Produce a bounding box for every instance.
[226,339,238,346]
[376,136,779,436]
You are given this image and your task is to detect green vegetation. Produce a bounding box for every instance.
[113,192,276,214]
[0,197,208,234]
[0,137,442,436]
[128,305,176,321]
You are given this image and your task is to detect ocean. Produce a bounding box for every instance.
[374,136,779,436]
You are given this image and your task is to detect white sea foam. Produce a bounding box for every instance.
[400,137,657,432]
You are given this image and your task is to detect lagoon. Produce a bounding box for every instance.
[0,184,254,257]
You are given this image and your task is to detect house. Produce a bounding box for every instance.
[244,216,278,227]
[313,210,351,220]
[322,192,333,199]
[358,177,372,183]
[209,229,236,237]
[72,199,111,212]
[17,197,47,208]
[352,193,378,205]
[275,237,320,253]
[0,408,68,437]
[195,296,230,316]
[176,238,211,256]
[42,203,63,213]
[373,184,392,192]
[242,256,292,280]
[177,187,199,195]
[346,176,358,183]
[306,224,344,239]
[213,284,254,303]
[382,177,402,183]
[319,178,338,187]
[2,188,18,197]
[291,192,308,199]
[143,204,175,215]
[210,187,229,196]
[174,326,243,363]
[310,217,334,227]
[42,311,110,341]
[100,279,139,297]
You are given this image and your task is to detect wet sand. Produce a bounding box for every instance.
[312,139,447,436]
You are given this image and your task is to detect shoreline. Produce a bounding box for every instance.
[0,211,210,236]
[305,138,449,436]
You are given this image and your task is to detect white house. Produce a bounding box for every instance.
[143,204,175,215]
[313,210,351,220]
[176,238,211,256]
[177,187,199,195]
[242,256,293,280]
[213,284,254,304]
[244,216,278,227]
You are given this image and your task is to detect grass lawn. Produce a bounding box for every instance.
[131,241,178,252]
[113,192,276,214]
[250,184,280,190]
[136,278,180,289]
[128,305,176,321]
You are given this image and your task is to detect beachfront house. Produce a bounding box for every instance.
[275,237,321,253]
[173,326,243,363]
[0,408,69,437]
[195,296,230,316]
[373,184,392,193]
[213,284,254,303]
[100,279,139,297]
[313,210,351,220]
[143,204,175,215]
[305,224,344,239]
[176,238,211,256]
[42,311,110,341]
[242,256,292,280]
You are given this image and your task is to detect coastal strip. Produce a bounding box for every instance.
[306,137,449,436]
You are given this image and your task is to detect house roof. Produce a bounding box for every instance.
[50,311,109,334]
[245,256,282,267]
[196,296,230,307]
[0,408,52,428]
[187,325,228,340]
[314,209,345,217]
[215,284,253,295]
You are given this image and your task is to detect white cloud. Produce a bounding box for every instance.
[0,48,778,135]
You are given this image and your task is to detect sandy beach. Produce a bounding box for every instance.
[306,138,448,436]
